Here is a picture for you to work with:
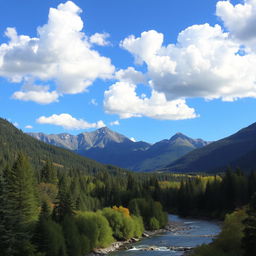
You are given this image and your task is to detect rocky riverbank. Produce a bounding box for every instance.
[87,220,191,255]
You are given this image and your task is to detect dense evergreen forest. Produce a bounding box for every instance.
[0,118,256,255]
[1,152,256,255]
[0,153,169,256]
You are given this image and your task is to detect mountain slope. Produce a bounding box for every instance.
[165,122,256,172]
[0,118,124,175]
[29,129,209,172]
[130,133,209,171]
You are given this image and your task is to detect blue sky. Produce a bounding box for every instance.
[0,0,256,143]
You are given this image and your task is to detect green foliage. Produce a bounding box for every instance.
[40,160,58,184]
[102,207,125,240]
[0,154,39,255]
[149,217,160,230]
[52,174,75,222]
[7,153,39,226]
[128,198,168,230]
[102,206,145,240]
[62,216,84,256]
[132,216,144,238]
[34,218,67,256]
[192,209,246,256]
[76,211,113,249]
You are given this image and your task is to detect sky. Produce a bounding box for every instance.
[0,0,256,143]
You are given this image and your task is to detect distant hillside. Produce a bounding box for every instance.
[29,128,209,172]
[165,122,256,173]
[0,118,123,175]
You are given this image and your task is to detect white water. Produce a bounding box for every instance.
[109,215,221,255]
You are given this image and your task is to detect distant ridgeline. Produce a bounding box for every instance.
[1,118,256,255]
[28,127,209,172]
[165,122,256,173]
[28,120,256,173]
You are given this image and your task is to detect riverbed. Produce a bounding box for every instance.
[109,215,221,255]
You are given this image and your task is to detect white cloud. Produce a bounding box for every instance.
[216,0,256,47]
[13,122,19,127]
[0,1,114,102]
[110,120,120,126]
[103,1,256,120]
[120,25,256,102]
[130,137,136,142]
[121,30,164,65]
[25,125,33,129]
[104,81,197,120]
[12,83,59,104]
[115,67,146,84]
[90,32,110,46]
[37,113,105,130]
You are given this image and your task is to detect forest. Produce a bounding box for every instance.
[1,152,256,255]
[0,153,168,256]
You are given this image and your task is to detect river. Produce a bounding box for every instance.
[109,215,221,255]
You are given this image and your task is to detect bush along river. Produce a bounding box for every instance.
[107,214,221,256]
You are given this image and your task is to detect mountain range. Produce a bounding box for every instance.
[28,127,209,172]
[2,118,256,173]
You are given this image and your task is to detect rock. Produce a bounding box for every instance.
[169,246,193,251]
[142,232,150,237]
[130,237,139,242]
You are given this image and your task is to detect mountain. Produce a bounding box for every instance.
[28,128,209,172]
[131,132,209,172]
[0,118,124,175]
[165,122,256,173]
[29,127,143,150]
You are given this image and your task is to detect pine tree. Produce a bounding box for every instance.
[52,174,75,222]
[40,160,58,184]
[8,153,39,227]
[0,154,39,255]
[0,171,12,254]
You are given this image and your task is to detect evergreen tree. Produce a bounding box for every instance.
[52,174,75,222]
[40,160,58,184]
[34,218,67,256]
[62,216,82,256]
[0,171,12,255]
[8,153,39,227]
[0,155,39,255]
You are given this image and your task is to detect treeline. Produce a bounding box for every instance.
[160,169,256,218]
[0,153,168,256]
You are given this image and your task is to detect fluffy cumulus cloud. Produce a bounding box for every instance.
[90,32,110,46]
[105,3,256,120]
[12,82,59,104]
[104,81,197,120]
[115,67,146,84]
[216,0,256,47]
[37,113,105,130]
[0,1,114,103]
[119,24,256,102]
